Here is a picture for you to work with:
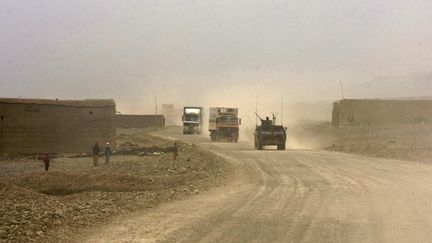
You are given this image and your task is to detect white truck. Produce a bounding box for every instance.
[182,107,203,134]
[209,107,241,142]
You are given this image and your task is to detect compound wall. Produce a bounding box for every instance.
[115,114,165,128]
[0,99,116,154]
[332,99,432,126]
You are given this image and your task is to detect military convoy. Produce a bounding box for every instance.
[180,106,286,150]
[254,113,286,150]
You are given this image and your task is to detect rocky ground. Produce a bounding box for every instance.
[288,123,432,163]
[0,128,230,242]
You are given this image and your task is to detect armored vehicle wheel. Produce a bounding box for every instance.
[277,143,286,150]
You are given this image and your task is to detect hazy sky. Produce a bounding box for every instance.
[1,0,432,113]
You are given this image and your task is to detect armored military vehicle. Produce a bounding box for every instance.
[254,113,286,150]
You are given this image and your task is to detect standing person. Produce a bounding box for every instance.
[43,153,50,171]
[104,142,111,164]
[173,142,178,161]
[92,142,100,167]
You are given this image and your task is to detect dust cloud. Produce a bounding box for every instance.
[2,0,432,146]
[132,82,334,146]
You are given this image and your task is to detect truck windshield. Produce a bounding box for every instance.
[220,116,238,125]
[185,114,199,122]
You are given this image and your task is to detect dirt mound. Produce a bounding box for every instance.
[289,123,432,163]
[0,133,230,242]
[114,141,175,155]
[0,178,66,241]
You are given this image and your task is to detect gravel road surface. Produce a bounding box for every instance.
[83,128,432,243]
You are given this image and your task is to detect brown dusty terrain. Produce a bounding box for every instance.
[287,123,432,164]
[0,128,230,242]
[82,126,432,243]
[3,125,432,242]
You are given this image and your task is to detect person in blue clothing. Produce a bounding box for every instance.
[104,142,111,164]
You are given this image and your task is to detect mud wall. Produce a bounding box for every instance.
[332,99,432,126]
[0,102,115,154]
[115,115,165,128]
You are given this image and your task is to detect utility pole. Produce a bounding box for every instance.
[339,81,345,99]
[152,91,159,130]
[281,96,284,125]
[255,95,258,126]
[152,91,158,115]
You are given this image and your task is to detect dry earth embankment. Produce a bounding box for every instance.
[0,129,230,242]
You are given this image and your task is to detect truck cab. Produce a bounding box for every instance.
[183,107,203,134]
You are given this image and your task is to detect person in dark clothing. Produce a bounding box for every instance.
[173,142,178,161]
[93,142,100,167]
[43,153,50,171]
[104,142,111,164]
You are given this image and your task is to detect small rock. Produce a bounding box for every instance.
[54,210,64,217]
[8,219,19,225]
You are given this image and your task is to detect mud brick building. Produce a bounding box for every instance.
[0,98,116,154]
[332,99,432,126]
[114,114,165,128]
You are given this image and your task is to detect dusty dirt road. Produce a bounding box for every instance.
[83,128,432,243]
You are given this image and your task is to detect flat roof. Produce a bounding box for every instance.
[0,98,115,108]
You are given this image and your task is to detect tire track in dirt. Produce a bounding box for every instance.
[82,129,432,243]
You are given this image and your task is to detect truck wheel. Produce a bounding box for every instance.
[257,139,263,150]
